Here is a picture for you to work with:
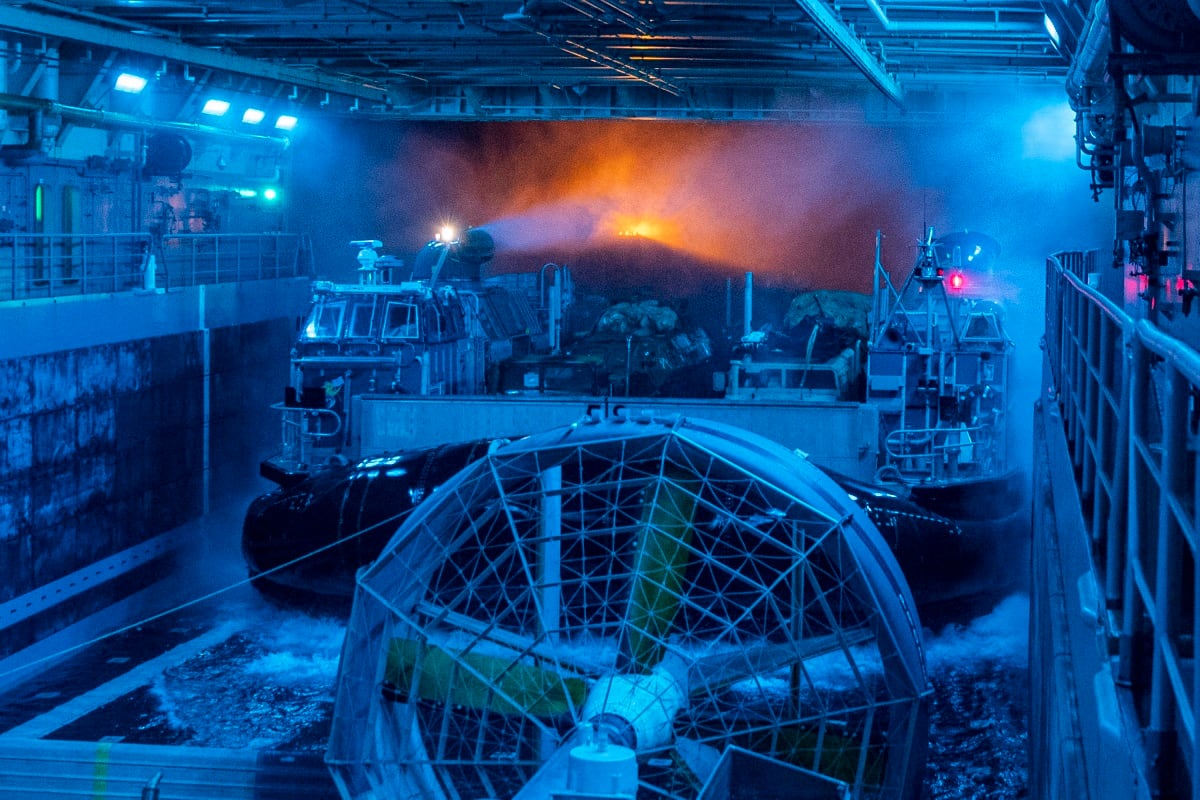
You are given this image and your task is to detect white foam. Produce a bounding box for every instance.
[924,593,1029,672]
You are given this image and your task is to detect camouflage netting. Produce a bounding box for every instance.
[783,290,872,338]
[595,300,680,337]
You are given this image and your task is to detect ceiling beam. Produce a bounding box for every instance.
[0,6,391,104]
[502,11,686,97]
[792,0,905,108]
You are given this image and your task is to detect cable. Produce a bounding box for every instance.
[0,502,415,683]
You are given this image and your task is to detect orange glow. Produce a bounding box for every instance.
[611,216,672,241]
[395,120,931,292]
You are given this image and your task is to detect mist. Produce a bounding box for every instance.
[289,91,1110,479]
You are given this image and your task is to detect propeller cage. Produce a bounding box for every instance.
[328,414,930,800]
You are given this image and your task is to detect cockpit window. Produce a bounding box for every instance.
[304,300,346,339]
[347,301,377,339]
[383,301,420,339]
[965,313,1002,341]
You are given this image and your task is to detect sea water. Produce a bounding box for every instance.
[922,594,1030,799]
[132,590,1029,798]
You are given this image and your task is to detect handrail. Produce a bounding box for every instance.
[883,424,990,457]
[0,232,152,301]
[271,403,343,469]
[0,232,313,302]
[1135,317,1200,390]
[1045,250,1198,796]
[1058,257,1134,331]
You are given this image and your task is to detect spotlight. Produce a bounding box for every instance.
[274,115,298,131]
[1043,14,1060,49]
[201,99,231,117]
[114,72,147,94]
[263,188,278,201]
[242,108,266,125]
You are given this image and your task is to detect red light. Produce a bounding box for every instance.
[950,272,965,290]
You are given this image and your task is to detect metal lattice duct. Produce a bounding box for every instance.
[328,413,929,800]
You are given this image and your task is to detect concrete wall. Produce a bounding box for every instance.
[0,280,307,661]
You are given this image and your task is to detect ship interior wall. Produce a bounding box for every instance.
[0,295,298,666]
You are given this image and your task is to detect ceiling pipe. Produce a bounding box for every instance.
[0,92,290,148]
[561,0,655,35]
[864,0,1043,33]
[792,0,905,108]
[503,11,685,96]
[1066,0,1110,103]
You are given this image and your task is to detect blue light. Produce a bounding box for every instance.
[1043,14,1060,48]
[114,72,147,94]
[201,99,231,117]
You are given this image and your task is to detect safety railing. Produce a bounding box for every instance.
[0,233,153,300]
[0,232,312,302]
[1045,251,1199,794]
[159,233,311,286]
[882,423,999,482]
[270,403,343,471]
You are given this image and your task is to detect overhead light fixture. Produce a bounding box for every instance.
[201,98,231,117]
[114,72,148,94]
[274,115,298,131]
[242,107,266,125]
[1043,14,1060,48]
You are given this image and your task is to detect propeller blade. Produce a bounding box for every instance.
[385,638,587,716]
[621,470,700,673]
[687,628,873,693]
[675,736,723,784]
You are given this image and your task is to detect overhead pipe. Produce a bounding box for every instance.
[502,10,685,96]
[864,0,1042,34]
[792,0,905,109]
[1065,0,1110,103]
[561,0,654,35]
[0,92,290,148]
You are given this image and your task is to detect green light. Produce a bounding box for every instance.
[263,188,278,201]
[34,184,43,223]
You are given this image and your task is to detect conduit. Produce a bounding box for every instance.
[864,0,1043,34]
[0,92,290,148]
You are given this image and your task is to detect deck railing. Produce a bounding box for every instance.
[1046,251,1199,794]
[0,232,312,301]
[159,233,311,286]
